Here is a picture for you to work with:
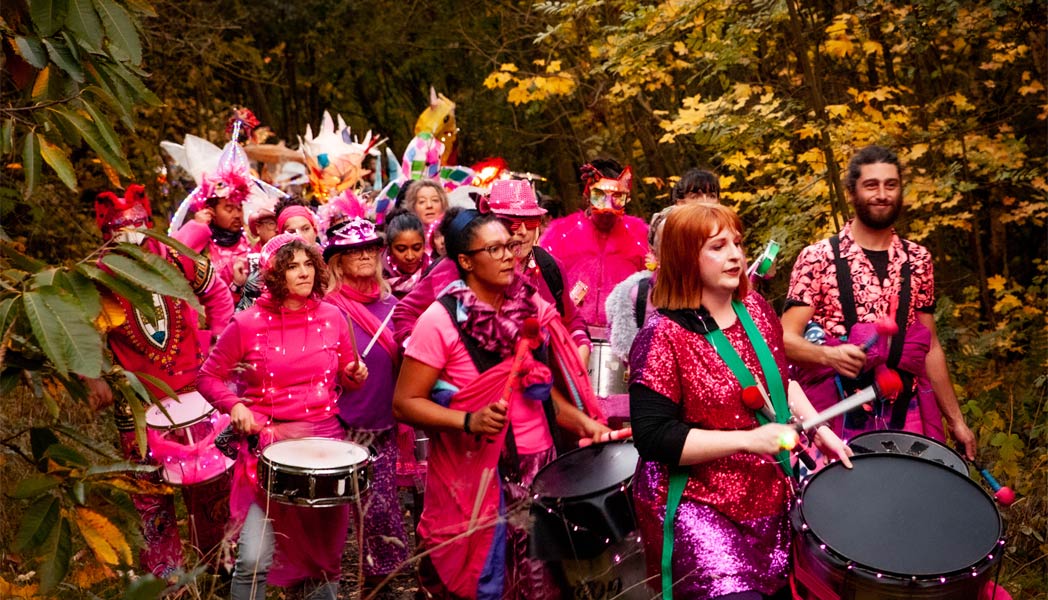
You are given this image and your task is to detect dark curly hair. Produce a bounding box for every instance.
[262,239,329,303]
[844,145,901,194]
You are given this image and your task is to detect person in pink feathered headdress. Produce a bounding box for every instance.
[538,158,649,336]
[87,185,234,578]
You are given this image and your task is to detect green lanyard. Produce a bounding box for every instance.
[661,300,791,600]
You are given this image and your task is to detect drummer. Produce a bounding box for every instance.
[392,207,608,600]
[628,203,852,599]
[85,185,234,578]
[197,233,366,600]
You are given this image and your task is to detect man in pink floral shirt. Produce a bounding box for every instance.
[781,145,976,459]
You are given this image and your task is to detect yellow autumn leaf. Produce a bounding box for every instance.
[483,71,512,90]
[909,143,929,161]
[795,124,820,140]
[986,274,1008,293]
[862,40,883,55]
[76,507,133,565]
[1019,80,1044,96]
[824,39,854,58]
[0,575,38,599]
[499,63,518,73]
[950,93,976,111]
[993,294,1022,314]
[94,292,126,332]
[673,41,688,56]
[545,60,562,74]
[825,104,850,118]
[70,561,115,587]
[722,151,750,171]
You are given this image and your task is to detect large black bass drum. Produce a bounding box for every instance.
[791,453,1004,599]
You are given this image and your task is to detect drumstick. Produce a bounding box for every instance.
[968,458,1016,506]
[362,308,395,358]
[858,318,899,352]
[346,316,359,362]
[790,368,902,437]
[577,427,632,448]
[500,318,541,407]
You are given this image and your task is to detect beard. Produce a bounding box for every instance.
[588,209,621,232]
[853,198,902,230]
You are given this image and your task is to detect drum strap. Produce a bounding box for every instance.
[660,300,791,600]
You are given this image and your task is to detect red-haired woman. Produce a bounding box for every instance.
[629,203,852,600]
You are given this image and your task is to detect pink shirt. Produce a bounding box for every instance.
[405,302,553,453]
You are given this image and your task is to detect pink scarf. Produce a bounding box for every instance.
[444,276,538,358]
[328,282,399,363]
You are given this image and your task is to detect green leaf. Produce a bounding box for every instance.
[61,269,103,319]
[75,262,157,322]
[23,288,104,377]
[10,476,61,499]
[23,134,41,198]
[83,461,157,477]
[44,443,90,469]
[0,297,21,338]
[138,228,203,262]
[123,574,167,600]
[54,424,120,460]
[1,242,46,271]
[101,253,200,311]
[38,516,72,592]
[33,267,61,289]
[38,134,79,191]
[79,97,122,155]
[14,495,59,552]
[31,0,70,37]
[134,371,179,403]
[111,244,204,314]
[102,60,160,107]
[42,38,85,83]
[94,0,142,65]
[84,61,133,123]
[1,120,13,155]
[71,480,86,505]
[115,378,148,457]
[53,108,131,176]
[66,0,104,52]
[30,427,61,462]
[14,37,49,69]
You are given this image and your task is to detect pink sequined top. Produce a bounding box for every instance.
[629,293,790,522]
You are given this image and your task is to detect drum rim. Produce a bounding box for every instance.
[259,437,371,475]
[531,439,637,501]
[145,393,215,430]
[798,453,1003,578]
[846,430,968,474]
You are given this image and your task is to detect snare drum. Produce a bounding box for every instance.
[588,341,629,397]
[792,454,1004,599]
[848,430,968,475]
[530,439,639,561]
[145,391,233,485]
[257,438,372,507]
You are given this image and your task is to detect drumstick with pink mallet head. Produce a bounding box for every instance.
[859,317,899,352]
[968,458,1016,506]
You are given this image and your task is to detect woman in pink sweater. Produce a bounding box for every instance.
[198,234,366,600]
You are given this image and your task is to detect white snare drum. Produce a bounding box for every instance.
[145,391,234,485]
[588,341,629,397]
[257,438,372,507]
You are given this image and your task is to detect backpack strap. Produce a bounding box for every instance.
[533,247,565,316]
[829,235,858,333]
[636,276,651,330]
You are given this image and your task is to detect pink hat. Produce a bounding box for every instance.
[486,179,546,217]
[276,204,318,233]
[323,217,382,262]
[260,232,301,269]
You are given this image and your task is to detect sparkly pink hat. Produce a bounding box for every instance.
[323,217,382,262]
[486,179,546,217]
[260,232,301,269]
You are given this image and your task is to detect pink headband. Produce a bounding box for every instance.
[277,205,318,233]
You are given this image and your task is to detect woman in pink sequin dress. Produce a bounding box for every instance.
[628,203,851,600]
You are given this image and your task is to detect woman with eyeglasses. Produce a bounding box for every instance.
[393,206,608,600]
[322,217,409,597]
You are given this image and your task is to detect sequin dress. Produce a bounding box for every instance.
[628,293,791,598]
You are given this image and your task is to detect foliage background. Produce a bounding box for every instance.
[1,0,1045,597]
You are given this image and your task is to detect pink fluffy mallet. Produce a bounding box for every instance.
[859,317,900,352]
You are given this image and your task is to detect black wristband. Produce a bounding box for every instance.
[463,411,472,434]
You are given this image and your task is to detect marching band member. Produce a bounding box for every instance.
[629,203,851,600]
[323,218,410,596]
[393,207,607,600]
[198,234,365,600]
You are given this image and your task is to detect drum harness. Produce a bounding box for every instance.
[660,299,792,600]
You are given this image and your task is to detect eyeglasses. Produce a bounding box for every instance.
[499,216,543,233]
[463,240,524,259]
[345,245,381,257]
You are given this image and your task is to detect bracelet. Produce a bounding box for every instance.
[463,411,472,434]
[229,281,243,293]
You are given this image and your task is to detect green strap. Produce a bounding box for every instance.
[661,468,688,600]
[659,300,792,599]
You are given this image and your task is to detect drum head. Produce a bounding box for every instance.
[532,440,638,499]
[848,430,968,475]
[145,391,212,429]
[262,438,369,470]
[800,454,1001,576]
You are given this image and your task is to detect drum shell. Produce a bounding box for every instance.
[257,439,373,507]
[846,430,968,476]
[529,440,639,561]
[791,454,1004,600]
[588,341,629,397]
[145,392,233,486]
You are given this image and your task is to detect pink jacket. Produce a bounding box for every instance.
[173,220,251,296]
[540,211,649,330]
[197,295,354,421]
